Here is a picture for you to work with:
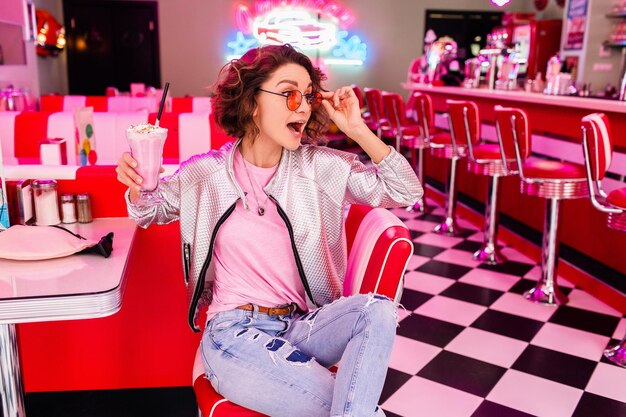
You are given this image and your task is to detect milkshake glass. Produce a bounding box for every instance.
[126,123,168,206]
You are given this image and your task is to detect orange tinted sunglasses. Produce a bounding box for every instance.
[258,88,323,111]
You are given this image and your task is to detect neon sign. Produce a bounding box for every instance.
[227,0,367,66]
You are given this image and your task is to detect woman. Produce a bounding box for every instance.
[117,44,422,417]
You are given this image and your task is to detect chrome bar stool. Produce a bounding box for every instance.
[495,106,588,305]
[381,93,429,214]
[581,113,626,367]
[363,88,392,141]
[406,91,442,214]
[455,100,511,264]
[427,99,471,236]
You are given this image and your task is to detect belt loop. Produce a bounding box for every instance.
[252,304,259,319]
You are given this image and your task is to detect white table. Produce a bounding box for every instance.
[0,218,137,417]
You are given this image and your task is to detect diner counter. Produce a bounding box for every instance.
[0,217,137,324]
[402,83,626,114]
[402,83,626,149]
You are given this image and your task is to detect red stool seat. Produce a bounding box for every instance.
[467,144,512,176]
[522,160,587,180]
[520,159,588,200]
[607,187,626,209]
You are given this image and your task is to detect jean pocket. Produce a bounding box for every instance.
[210,314,251,333]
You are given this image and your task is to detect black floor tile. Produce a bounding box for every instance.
[397,313,464,347]
[440,282,504,306]
[25,387,197,417]
[471,400,537,417]
[379,368,412,404]
[416,260,472,280]
[413,243,447,258]
[471,310,544,342]
[572,392,626,417]
[420,214,445,223]
[400,288,434,311]
[508,278,541,295]
[548,306,621,338]
[417,351,506,397]
[512,345,597,389]
[452,240,485,253]
[478,260,535,277]
[409,230,424,240]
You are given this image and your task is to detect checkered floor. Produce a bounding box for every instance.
[380,203,626,417]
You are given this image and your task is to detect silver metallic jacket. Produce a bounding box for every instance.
[127,139,423,332]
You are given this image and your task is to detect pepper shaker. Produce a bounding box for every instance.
[76,193,93,223]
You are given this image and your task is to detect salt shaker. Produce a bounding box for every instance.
[32,179,61,226]
[61,194,77,224]
[76,193,93,223]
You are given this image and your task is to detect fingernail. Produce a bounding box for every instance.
[131,161,137,168]
[136,177,142,184]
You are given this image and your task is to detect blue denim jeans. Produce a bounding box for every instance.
[200,293,397,417]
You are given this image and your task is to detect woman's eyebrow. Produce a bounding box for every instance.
[275,80,313,88]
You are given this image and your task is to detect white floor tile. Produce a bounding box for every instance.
[388,335,442,375]
[585,362,626,403]
[531,322,610,362]
[486,370,583,417]
[383,376,482,417]
[445,327,529,368]
[414,296,487,326]
[458,268,521,292]
[489,292,559,322]
[403,271,456,295]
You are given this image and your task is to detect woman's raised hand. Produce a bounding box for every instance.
[320,86,366,138]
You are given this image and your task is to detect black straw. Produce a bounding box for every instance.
[156,82,170,126]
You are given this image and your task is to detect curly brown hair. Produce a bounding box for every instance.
[211,44,329,144]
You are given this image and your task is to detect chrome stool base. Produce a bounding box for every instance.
[474,174,507,265]
[473,244,507,265]
[406,199,434,214]
[434,217,464,237]
[524,197,568,306]
[604,337,626,368]
[523,280,569,306]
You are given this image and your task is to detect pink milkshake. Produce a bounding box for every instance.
[126,123,168,206]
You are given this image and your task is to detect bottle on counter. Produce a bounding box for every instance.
[76,193,93,223]
[32,179,61,226]
[545,53,562,95]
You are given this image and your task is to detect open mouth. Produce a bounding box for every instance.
[287,121,305,134]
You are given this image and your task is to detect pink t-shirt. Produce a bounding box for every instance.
[206,148,306,321]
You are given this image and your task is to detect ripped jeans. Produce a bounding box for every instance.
[200,293,397,417]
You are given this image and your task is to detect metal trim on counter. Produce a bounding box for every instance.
[402,83,626,114]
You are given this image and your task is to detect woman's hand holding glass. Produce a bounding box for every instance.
[116,152,165,204]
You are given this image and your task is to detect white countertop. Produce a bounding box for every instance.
[402,83,626,114]
[0,217,137,324]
